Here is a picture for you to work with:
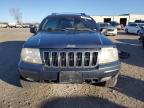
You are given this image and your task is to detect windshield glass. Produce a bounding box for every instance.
[41,16,96,31]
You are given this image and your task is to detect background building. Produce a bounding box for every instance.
[91,13,144,26]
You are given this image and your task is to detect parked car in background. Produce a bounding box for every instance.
[22,24,29,28]
[134,20,144,23]
[8,22,16,28]
[19,13,120,87]
[16,24,23,28]
[138,26,144,48]
[0,23,8,28]
[97,22,117,36]
[125,22,144,34]
[29,24,35,28]
[109,21,121,30]
[35,24,39,28]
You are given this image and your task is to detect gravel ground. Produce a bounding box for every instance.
[0,28,144,108]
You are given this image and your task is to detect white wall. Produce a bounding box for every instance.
[129,14,144,22]
[91,14,144,25]
[91,16,113,22]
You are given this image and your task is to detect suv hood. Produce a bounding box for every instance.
[24,31,114,49]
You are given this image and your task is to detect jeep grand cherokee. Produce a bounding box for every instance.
[18,13,121,87]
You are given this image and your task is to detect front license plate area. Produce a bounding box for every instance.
[59,71,82,83]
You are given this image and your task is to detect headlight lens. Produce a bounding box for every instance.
[99,47,118,64]
[21,48,42,64]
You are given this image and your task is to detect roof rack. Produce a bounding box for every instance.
[51,13,87,16]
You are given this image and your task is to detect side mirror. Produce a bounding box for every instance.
[30,25,37,34]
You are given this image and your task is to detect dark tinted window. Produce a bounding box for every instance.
[99,23,111,27]
[135,20,144,23]
[83,18,96,29]
[138,24,144,28]
[110,21,119,26]
[128,23,137,27]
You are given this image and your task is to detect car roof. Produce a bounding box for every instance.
[45,13,91,18]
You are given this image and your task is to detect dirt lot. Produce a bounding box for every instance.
[0,28,144,108]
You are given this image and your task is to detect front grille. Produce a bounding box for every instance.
[43,51,98,68]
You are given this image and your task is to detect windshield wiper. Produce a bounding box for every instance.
[44,27,95,32]
[43,28,68,32]
[58,28,76,31]
[76,28,95,32]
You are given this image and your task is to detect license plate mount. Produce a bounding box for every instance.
[59,71,82,83]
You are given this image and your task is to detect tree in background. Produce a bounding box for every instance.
[9,8,22,24]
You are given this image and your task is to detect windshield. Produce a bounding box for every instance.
[41,16,96,31]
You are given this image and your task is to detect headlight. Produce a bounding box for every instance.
[99,47,118,64]
[21,48,42,64]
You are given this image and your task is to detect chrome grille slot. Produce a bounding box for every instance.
[52,52,58,67]
[84,52,90,66]
[92,52,98,66]
[68,52,74,67]
[43,50,98,68]
[76,52,82,66]
[60,52,66,66]
[44,52,50,66]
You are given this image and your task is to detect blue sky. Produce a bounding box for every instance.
[0,0,144,23]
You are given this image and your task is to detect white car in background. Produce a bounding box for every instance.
[125,23,144,34]
[8,22,16,28]
[0,23,8,28]
[16,24,23,28]
[97,23,117,36]
[109,21,122,30]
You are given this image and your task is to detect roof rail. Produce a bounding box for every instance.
[51,13,57,15]
[80,13,86,16]
[51,13,87,16]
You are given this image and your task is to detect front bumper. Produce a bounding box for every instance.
[18,61,120,83]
